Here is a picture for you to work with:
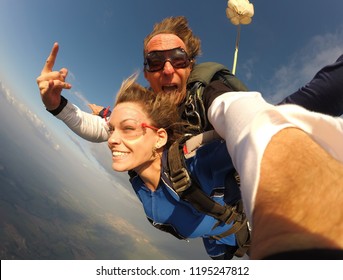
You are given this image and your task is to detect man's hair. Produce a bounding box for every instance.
[114,74,188,147]
[143,16,201,60]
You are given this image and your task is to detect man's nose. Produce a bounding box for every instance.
[163,60,175,74]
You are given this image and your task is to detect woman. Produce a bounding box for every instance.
[107,76,245,260]
[38,16,343,142]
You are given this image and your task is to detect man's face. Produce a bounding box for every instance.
[144,34,192,105]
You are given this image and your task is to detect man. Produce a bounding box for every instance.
[36,15,343,259]
[208,90,343,259]
[37,16,343,142]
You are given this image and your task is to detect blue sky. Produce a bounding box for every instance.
[1,0,343,111]
[1,0,343,260]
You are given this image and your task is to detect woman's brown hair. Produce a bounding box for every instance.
[114,74,190,148]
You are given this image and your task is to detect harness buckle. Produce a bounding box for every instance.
[170,167,192,193]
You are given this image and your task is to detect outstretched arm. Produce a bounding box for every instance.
[56,102,109,142]
[36,42,72,110]
[36,43,108,142]
[253,127,343,259]
[280,54,343,116]
[88,104,105,115]
[208,91,343,259]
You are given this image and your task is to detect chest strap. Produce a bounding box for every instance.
[167,133,244,226]
[167,134,251,256]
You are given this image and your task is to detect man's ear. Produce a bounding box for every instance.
[156,128,168,148]
[190,59,195,70]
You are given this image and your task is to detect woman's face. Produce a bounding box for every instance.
[107,102,161,173]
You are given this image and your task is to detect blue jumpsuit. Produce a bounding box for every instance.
[130,139,239,259]
[129,55,343,259]
[49,55,343,258]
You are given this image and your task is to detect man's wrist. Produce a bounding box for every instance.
[46,96,68,116]
[99,106,111,119]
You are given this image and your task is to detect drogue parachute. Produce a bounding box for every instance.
[226,0,254,75]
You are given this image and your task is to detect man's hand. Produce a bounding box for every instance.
[88,104,105,115]
[36,42,72,110]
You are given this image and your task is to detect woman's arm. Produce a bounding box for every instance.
[54,99,109,143]
[37,43,109,143]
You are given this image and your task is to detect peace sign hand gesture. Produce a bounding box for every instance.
[36,42,72,110]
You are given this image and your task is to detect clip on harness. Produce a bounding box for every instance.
[167,131,251,257]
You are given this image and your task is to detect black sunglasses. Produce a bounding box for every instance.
[144,47,192,72]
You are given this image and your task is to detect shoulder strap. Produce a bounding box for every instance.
[184,62,248,132]
[188,62,248,91]
[167,132,241,224]
[183,130,222,158]
[167,133,251,256]
[188,62,229,86]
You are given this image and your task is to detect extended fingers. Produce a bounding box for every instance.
[58,68,71,88]
[37,70,62,83]
[51,79,72,90]
[37,67,70,84]
[88,104,103,115]
[38,79,71,95]
[59,68,68,80]
[41,42,59,74]
[38,80,52,95]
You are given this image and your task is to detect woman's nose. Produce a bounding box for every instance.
[108,131,122,145]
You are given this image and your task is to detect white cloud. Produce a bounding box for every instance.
[240,57,254,82]
[264,27,343,103]
[67,70,76,82]
[72,90,91,108]
[0,80,61,151]
[64,70,92,109]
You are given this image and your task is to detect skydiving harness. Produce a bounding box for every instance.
[163,130,251,257]
[163,63,250,257]
[128,62,250,256]
[182,62,249,132]
[169,63,251,256]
